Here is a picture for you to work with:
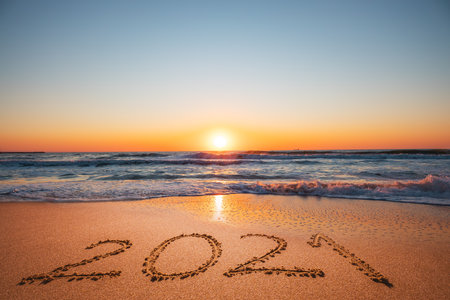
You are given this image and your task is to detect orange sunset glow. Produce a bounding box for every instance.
[0,1,449,152]
[0,123,448,152]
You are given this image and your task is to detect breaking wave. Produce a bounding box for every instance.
[231,175,450,205]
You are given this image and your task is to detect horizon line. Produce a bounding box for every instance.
[1,148,449,154]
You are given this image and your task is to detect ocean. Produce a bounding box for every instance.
[0,150,449,205]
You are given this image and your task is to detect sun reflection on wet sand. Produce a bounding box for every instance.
[212,195,224,222]
[140,194,449,243]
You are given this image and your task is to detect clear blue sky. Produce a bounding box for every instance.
[0,0,449,150]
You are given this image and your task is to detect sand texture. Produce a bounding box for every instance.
[0,194,449,299]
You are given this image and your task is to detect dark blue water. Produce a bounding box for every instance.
[0,150,449,205]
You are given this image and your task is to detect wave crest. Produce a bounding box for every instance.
[231,175,450,204]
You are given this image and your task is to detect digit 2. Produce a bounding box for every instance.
[18,239,132,285]
[224,234,324,278]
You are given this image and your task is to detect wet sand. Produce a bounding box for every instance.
[0,194,448,299]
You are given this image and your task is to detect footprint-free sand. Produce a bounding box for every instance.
[0,194,448,299]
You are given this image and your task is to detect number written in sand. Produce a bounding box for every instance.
[18,233,392,287]
[18,239,132,285]
[142,233,222,281]
[223,234,324,278]
[308,233,393,287]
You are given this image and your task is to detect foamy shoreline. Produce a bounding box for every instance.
[0,195,448,299]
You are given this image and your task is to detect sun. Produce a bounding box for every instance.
[213,135,227,149]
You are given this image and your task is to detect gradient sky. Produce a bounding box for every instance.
[1,0,449,151]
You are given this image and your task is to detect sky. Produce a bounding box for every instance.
[0,0,449,151]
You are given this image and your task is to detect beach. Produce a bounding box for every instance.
[0,194,448,299]
[2,0,449,298]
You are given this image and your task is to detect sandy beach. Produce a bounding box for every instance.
[0,194,448,299]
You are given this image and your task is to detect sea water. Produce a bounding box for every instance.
[0,150,449,205]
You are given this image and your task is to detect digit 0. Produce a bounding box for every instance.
[142,233,222,281]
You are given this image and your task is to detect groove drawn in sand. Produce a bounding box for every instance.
[224,234,324,278]
[18,239,132,285]
[142,233,222,282]
[308,233,392,287]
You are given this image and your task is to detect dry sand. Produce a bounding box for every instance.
[0,194,448,299]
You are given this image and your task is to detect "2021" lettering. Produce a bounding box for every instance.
[18,233,392,287]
